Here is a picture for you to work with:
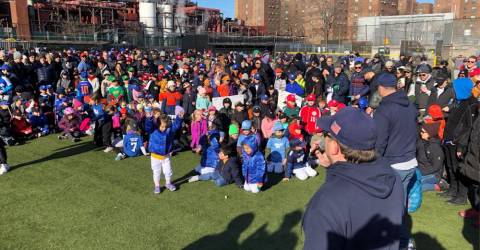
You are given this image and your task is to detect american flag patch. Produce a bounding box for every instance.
[331,121,342,135]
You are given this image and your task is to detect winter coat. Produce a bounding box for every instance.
[195,96,211,110]
[58,115,81,133]
[218,157,243,186]
[56,78,72,91]
[285,81,304,97]
[182,90,196,117]
[444,97,478,150]
[249,83,266,105]
[36,63,54,84]
[232,110,248,126]
[374,91,418,167]
[299,105,321,135]
[303,159,403,250]
[190,119,207,149]
[200,137,220,168]
[148,116,183,156]
[241,136,266,184]
[416,138,444,179]
[414,76,435,110]
[305,67,322,95]
[460,107,480,182]
[349,72,370,97]
[426,86,455,115]
[326,73,350,104]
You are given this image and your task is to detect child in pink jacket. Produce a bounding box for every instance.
[190,110,208,152]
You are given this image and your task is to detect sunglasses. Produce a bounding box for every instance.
[469,60,476,63]
[419,74,427,77]
[355,67,362,69]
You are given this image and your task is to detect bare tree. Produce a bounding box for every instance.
[318,0,338,50]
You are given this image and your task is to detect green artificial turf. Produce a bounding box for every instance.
[0,135,478,250]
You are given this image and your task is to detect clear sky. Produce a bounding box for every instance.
[194,0,235,18]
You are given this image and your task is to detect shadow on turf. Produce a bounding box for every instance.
[10,141,98,171]
[462,213,480,250]
[183,210,302,250]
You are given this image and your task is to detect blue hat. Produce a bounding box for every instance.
[290,138,306,148]
[39,85,47,90]
[137,93,145,98]
[317,106,377,150]
[144,106,153,112]
[46,85,52,89]
[261,94,269,101]
[232,64,240,70]
[145,94,154,99]
[416,64,432,74]
[358,97,369,110]
[253,73,261,81]
[273,121,284,131]
[0,101,9,106]
[375,72,397,88]
[199,63,206,69]
[0,64,11,71]
[80,71,88,79]
[241,120,252,130]
[453,78,474,101]
[288,73,296,81]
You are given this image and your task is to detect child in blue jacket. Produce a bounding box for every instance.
[28,108,50,137]
[241,136,266,193]
[148,112,184,194]
[286,139,317,181]
[193,130,221,175]
[114,123,149,161]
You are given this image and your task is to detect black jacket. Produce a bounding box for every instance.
[414,76,435,110]
[218,157,243,187]
[232,110,248,127]
[303,159,403,250]
[460,104,480,182]
[426,86,455,114]
[417,138,444,179]
[305,67,322,95]
[444,97,478,150]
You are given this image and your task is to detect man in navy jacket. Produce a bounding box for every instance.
[303,107,403,250]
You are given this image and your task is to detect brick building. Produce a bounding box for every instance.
[398,0,415,15]
[415,3,434,14]
[434,0,480,18]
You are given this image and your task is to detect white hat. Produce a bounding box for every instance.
[167,80,175,87]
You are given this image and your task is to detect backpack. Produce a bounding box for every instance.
[407,169,423,213]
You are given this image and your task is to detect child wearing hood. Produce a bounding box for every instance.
[285,138,317,181]
[58,107,80,142]
[265,122,289,175]
[190,109,208,152]
[190,130,221,177]
[241,136,266,193]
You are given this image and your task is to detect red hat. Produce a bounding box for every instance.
[327,100,339,108]
[469,68,480,77]
[158,65,164,70]
[306,94,316,101]
[126,57,133,63]
[120,108,128,115]
[427,104,444,120]
[275,68,283,74]
[337,103,346,110]
[176,55,183,61]
[183,64,190,69]
[286,94,296,102]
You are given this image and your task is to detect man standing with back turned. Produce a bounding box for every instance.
[374,72,418,250]
[303,107,403,250]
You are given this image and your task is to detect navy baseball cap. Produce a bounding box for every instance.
[290,138,306,148]
[317,107,377,150]
[374,72,397,88]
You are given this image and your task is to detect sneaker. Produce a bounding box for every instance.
[0,164,9,175]
[407,238,416,250]
[103,147,113,153]
[115,153,126,161]
[165,183,177,191]
[153,186,161,194]
[57,135,65,140]
[188,175,200,183]
[447,196,467,205]
[71,138,80,143]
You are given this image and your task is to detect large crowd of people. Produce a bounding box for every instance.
[0,47,478,249]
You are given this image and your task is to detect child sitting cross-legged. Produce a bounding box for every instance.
[285,138,317,181]
[113,121,149,161]
[188,146,243,188]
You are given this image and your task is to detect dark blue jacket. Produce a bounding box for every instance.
[217,157,243,187]
[148,117,182,156]
[286,149,306,178]
[374,91,418,165]
[303,159,404,250]
[349,72,369,97]
[241,136,266,184]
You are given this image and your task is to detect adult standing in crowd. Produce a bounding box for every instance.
[373,72,418,250]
